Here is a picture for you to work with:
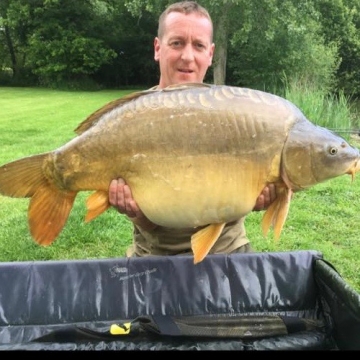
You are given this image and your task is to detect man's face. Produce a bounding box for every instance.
[154,12,215,89]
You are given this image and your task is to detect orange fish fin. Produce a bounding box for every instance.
[0,152,75,245]
[272,189,293,239]
[262,188,293,240]
[191,222,226,264]
[85,190,111,222]
[29,186,77,246]
[0,153,48,197]
[262,199,280,236]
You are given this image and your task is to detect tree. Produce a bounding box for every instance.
[207,0,239,85]
[0,0,35,83]
[27,0,117,87]
[93,0,158,87]
[226,0,339,92]
[1,0,117,88]
[1,0,360,94]
[314,0,360,95]
[0,0,16,78]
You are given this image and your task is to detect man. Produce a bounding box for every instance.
[109,1,276,257]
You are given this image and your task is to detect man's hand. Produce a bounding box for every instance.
[109,178,277,228]
[109,178,157,230]
[253,183,277,211]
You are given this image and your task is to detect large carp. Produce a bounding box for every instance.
[0,83,359,264]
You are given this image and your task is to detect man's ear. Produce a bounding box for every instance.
[154,37,161,61]
[209,43,215,65]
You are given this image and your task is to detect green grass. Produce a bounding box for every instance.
[0,87,136,260]
[284,78,356,137]
[0,86,359,293]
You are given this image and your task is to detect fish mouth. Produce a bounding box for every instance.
[348,157,360,181]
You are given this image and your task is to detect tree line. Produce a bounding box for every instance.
[1,0,360,97]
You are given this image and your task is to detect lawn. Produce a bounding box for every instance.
[0,86,359,293]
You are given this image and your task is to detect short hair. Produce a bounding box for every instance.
[157,1,213,40]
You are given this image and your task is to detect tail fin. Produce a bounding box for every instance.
[0,154,47,197]
[0,154,77,245]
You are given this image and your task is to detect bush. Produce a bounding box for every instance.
[38,76,103,91]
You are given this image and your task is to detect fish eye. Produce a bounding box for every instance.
[329,147,338,155]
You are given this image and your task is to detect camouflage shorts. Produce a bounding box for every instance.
[231,243,253,253]
[127,242,253,257]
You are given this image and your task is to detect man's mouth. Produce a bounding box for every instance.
[179,69,193,73]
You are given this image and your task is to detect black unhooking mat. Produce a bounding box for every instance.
[0,250,359,350]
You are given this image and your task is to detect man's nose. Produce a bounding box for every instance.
[181,44,195,61]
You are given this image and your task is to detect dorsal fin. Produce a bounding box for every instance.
[74,83,212,135]
[74,89,156,135]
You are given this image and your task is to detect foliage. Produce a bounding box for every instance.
[227,0,340,92]
[283,76,355,138]
[1,0,117,89]
[1,0,360,95]
[93,1,159,88]
[27,0,117,88]
[314,0,360,95]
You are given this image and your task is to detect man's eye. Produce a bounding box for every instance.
[171,41,182,47]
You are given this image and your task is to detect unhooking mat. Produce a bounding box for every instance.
[0,250,359,350]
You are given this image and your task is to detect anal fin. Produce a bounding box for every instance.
[191,222,226,264]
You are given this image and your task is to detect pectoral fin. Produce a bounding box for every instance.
[262,187,293,240]
[191,222,226,264]
[85,190,111,222]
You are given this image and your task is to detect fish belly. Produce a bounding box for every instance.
[124,155,269,228]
